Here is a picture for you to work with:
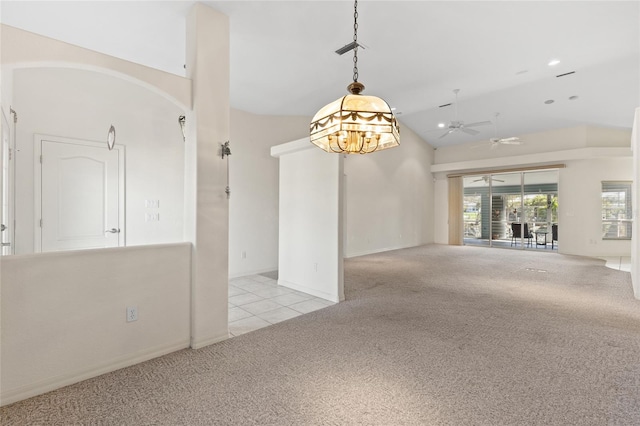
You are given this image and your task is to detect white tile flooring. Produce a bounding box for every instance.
[228,274,335,337]
[599,256,631,272]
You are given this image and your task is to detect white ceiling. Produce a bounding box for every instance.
[1,1,638,147]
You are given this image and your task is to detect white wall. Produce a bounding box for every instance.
[1,4,232,404]
[231,113,435,277]
[434,126,631,165]
[632,108,640,299]
[274,139,344,302]
[12,67,186,253]
[228,109,310,278]
[344,123,435,257]
[431,126,633,258]
[184,3,230,348]
[0,243,192,405]
[559,157,632,257]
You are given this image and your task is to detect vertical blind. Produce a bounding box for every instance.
[448,176,463,245]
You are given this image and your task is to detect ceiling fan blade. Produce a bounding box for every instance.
[465,120,492,128]
[472,178,483,182]
[493,178,505,182]
[438,130,454,139]
[498,137,522,145]
[460,127,479,136]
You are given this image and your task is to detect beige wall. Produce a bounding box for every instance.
[0,243,191,405]
[630,108,639,299]
[559,157,632,257]
[184,3,230,348]
[274,139,344,302]
[228,109,310,278]
[11,67,186,254]
[0,4,231,404]
[0,24,190,109]
[434,126,631,165]
[344,123,435,257]
[230,112,436,276]
[432,126,633,259]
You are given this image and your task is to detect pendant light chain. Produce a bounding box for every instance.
[352,0,359,83]
[308,0,400,154]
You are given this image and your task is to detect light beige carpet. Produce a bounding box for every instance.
[2,244,640,425]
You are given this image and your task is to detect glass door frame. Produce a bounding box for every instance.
[462,169,558,250]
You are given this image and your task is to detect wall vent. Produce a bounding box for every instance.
[556,71,576,78]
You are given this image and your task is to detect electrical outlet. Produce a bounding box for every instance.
[126,306,138,322]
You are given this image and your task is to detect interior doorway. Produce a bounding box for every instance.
[463,169,559,250]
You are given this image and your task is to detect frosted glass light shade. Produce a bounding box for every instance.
[310,93,400,154]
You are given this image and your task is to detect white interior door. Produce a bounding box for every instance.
[37,136,124,252]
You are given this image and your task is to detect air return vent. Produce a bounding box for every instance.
[335,41,362,55]
[556,71,576,78]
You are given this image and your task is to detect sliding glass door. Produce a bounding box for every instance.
[463,169,558,250]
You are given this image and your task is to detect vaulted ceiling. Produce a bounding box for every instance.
[2,1,638,147]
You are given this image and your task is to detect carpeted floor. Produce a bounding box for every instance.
[2,244,640,425]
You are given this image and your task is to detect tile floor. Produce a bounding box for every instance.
[228,274,335,337]
[599,256,631,272]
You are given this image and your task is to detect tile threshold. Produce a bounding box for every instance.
[228,274,335,337]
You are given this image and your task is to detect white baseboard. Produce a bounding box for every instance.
[229,266,277,280]
[190,333,229,349]
[0,340,190,407]
[278,279,341,303]
[345,243,423,259]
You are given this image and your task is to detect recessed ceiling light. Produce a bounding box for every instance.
[569,95,579,100]
[544,99,555,104]
[548,59,561,66]
[438,122,445,128]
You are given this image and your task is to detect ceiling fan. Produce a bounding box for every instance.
[438,89,492,139]
[472,175,505,184]
[489,113,523,149]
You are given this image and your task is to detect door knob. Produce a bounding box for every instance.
[105,228,120,233]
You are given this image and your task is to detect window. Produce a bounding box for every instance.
[602,181,632,240]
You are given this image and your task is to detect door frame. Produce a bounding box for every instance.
[1,107,15,255]
[34,134,126,252]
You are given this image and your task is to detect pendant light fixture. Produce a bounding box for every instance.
[310,0,400,154]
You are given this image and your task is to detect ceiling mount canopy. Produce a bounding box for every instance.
[310,0,400,154]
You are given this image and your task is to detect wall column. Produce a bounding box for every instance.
[271,138,345,303]
[185,3,230,347]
